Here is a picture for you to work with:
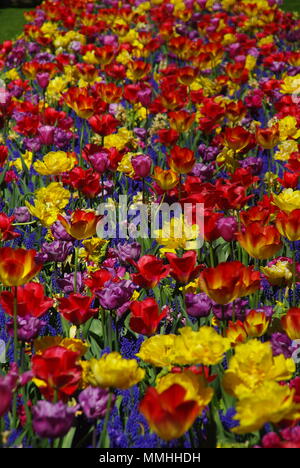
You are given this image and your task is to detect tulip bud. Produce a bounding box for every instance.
[36,72,50,90]
[217,216,238,242]
[132,154,152,178]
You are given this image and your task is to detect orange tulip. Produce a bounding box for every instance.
[127,60,151,81]
[63,87,94,119]
[237,222,282,259]
[223,126,252,152]
[177,66,198,86]
[58,210,102,240]
[152,167,179,191]
[199,261,261,305]
[139,384,199,441]
[225,101,247,124]
[94,82,122,104]
[256,124,280,149]
[276,209,300,242]
[281,308,300,340]
[226,321,247,347]
[244,310,269,337]
[168,145,195,174]
[169,110,195,133]
[0,248,42,287]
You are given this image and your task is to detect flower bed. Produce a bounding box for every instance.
[1,0,300,449]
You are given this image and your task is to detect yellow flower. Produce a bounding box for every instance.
[278,116,300,141]
[156,371,213,410]
[155,215,200,254]
[104,128,134,150]
[223,340,295,399]
[274,140,298,161]
[272,188,300,213]
[232,381,300,434]
[40,21,59,36]
[280,74,300,94]
[10,150,33,171]
[116,49,132,65]
[81,352,145,389]
[34,336,88,357]
[5,68,20,80]
[34,182,70,210]
[79,237,109,262]
[33,151,77,176]
[173,326,230,366]
[245,55,257,71]
[261,260,293,287]
[83,50,99,65]
[117,153,134,176]
[216,147,238,172]
[26,182,70,227]
[258,35,274,47]
[46,76,70,101]
[136,334,177,368]
[25,200,61,227]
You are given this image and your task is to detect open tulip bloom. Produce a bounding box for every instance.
[1,0,300,451]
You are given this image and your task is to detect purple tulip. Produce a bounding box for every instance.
[24,137,41,153]
[39,241,73,263]
[7,316,46,342]
[97,279,135,314]
[190,162,214,180]
[32,401,78,439]
[239,157,263,175]
[137,88,152,107]
[271,332,294,358]
[13,206,31,223]
[131,154,152,178]
[51,221,73,241]
[133,128,147,140]
[212,298,248,321]
[217,217,238,242]
[57,272,84,294]
[36,72,50,90]
[38,125,55,145]
[185,293,212,317]
[79,386,115,420]
[88,151,110,174]
[113,242,141,264]
[0,380,13,417]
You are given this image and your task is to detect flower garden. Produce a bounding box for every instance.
[1,0,300,450]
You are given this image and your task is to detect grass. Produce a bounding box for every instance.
[0,1,299,44]
[0,8,31,43]
[282,0,300,13]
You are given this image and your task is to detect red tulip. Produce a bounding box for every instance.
[237,222,282,259]
[139,384,199,441]
[0,145,8,167]
[167,145,195,174]
[84,269,113,293]
[0,213,20,241]
[0,283,53,318]
[199,261,261,305]
[0,248,42,287]
[129,298,167,335]
[276,209,300,242]
[88,114,120,136]
[130,255,170,289]
[58,293,98,326]
[281,308,300,340]
[166,251,203,284]
[31,346,82,401]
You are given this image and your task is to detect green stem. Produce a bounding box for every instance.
[98,393,113,448]
[74,247,78,293]
[292,246,297,307]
